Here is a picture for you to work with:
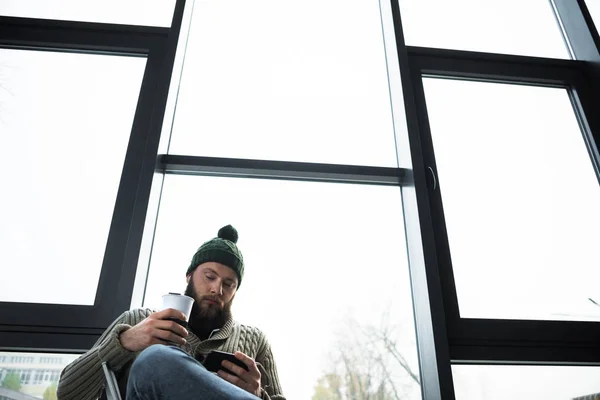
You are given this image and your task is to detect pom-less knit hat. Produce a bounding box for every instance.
[186,225,245,287]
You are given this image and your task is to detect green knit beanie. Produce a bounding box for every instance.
[186,225,245,287]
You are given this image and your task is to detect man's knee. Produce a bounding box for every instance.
[130,345,183,381]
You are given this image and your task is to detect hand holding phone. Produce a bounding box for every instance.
[207,351,262,397]
[203,350,249,375]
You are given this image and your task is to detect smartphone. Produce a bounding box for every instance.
[203,350,249,375]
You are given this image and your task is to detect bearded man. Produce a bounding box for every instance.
[57,225,285,400]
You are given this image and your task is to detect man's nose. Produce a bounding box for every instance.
[210,281,223,295]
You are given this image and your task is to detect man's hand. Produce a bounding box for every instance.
[217,351,262,397]
[119,309,189,352]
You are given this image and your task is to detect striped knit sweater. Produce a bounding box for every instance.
[57,308,285,400]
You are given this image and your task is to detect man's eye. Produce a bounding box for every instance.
[206,275,216,281]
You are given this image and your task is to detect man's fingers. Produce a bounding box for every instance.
[154,319,189,338]
[217,369,246,388]
[152,327,187,345]
[234,352,260,374]
[152,308,187,322]
[222,360,250,379]
[217,368,260,396]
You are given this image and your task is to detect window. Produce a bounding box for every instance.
[24,370,31,385]
[453,365,600,399]
[0,0,176,27]
[19,370,32,385]
[142,176,421,399]
[3,0,600,399]
[40,357,61,365]
[39,357,58,365]
[33,371,42,385]
[399,0,569,58]
[0,49,146,305]
[586,0,600,31]
[167,0,399,167]
[422,78,600,321]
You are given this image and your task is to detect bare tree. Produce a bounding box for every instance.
[312,307,421,400]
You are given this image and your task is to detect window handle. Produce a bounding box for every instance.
[427,166,437,191]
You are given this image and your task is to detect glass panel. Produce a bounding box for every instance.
[0,0,176,27]
[0,49,146,305]
[142,176,421,399]
[0,351,79,399]
[423,78,600,321]
[453,365,600,399]
[586,0,600,32]
[167,0,399,167]
[399,0,569,59]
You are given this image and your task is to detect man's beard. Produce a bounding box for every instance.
[184,278,233,340]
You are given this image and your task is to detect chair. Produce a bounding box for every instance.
[102,362,123,400]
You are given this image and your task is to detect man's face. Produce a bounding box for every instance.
[184,262,238,328]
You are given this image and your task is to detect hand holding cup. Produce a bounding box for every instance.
[119,293,194,352]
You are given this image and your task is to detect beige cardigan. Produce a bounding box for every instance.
[57,308,285,400]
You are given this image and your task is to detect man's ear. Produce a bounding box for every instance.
[186,274,191,284]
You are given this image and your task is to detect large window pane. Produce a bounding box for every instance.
[586,0,600,32]
[141,176,421,399]
[0,0,176,27]
[167,0,399,167]
[453,365,600,399]
[0,49,146,305]
[0,351,79,399]
[423,78,600,321]
[399,0,569,59]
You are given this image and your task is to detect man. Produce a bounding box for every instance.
[57,225,285,400]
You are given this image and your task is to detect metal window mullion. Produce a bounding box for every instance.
[408,46,583,87]
[90,42,167,327]
[552,0,600,182]
[0,330,99,353]
[102,0,188,322]
[157,155,410,186]
[387,0,456,399]
[552,0,600,61]
[0,16,169,54]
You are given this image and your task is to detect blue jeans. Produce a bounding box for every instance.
[126,345,259,400]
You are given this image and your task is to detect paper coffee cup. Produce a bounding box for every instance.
[161,293,194,321]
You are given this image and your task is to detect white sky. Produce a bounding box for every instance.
[167,0,399,167]
[0,0,176,26]
[0,49,146,305]
[587,0,600,31]
[399,0,569,59]
[424,79,600,322]
[2,0,600,398]
[452,365,600,399]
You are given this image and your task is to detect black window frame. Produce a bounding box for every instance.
[403,0,600,367]
[0,0,186,351]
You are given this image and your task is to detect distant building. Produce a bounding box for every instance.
[0,352,79,399]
